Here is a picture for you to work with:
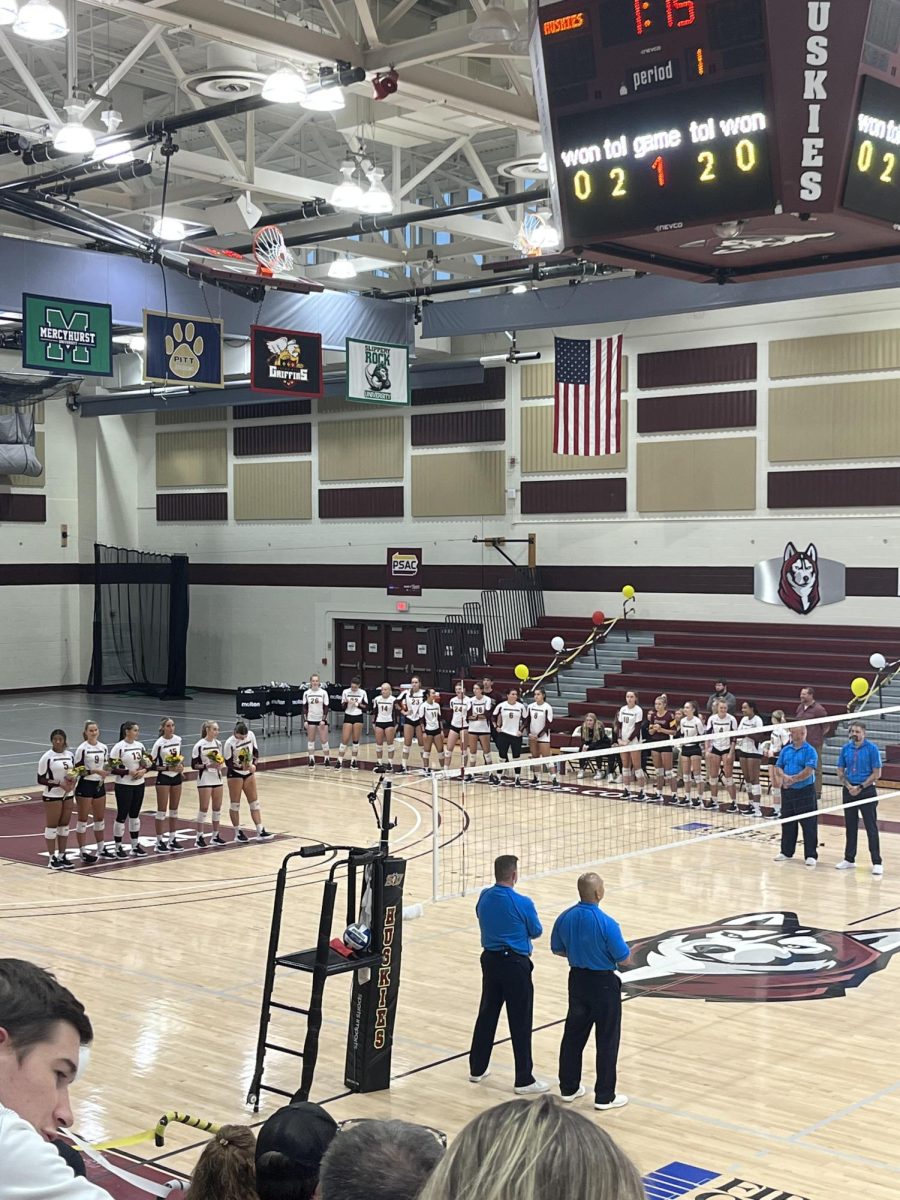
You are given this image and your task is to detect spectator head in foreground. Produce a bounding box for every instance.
[418,1095,644,1200]
[319,1118,446,1200]
[188,1125,258,1200]
[0,958,93,1140]
[256,1100,338,1200]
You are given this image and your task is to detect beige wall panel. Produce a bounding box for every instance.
[637,437,756,512]
[234,460,311,521]
[317,395,361,416]
[770,329,900,379]
[521,402,628,473]
[156,407,228,426]
[770,380,900,462]
[5,430,45,488]
[411,450,504,516]
[0,402,44,423]
[521,355,628,399]
[318,415,403,481]
[156,428,227,487]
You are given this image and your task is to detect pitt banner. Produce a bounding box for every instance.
[346,336,410,406]
[250,325,323,397]
[144,311,224,389]
[387,548,422,597]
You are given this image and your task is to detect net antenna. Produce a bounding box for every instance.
[253,224,294,276]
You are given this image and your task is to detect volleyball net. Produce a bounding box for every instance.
[426,705,900,900]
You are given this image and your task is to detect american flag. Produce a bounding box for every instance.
[553,334,623,456]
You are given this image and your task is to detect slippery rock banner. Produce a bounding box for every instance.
[346,337,410,406]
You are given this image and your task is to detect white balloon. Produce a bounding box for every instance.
[551,636,565,652]
[870,652,887,671]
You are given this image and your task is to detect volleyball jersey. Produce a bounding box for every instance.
[150,734,183,771]
[617,704,643,743]
[401,688,426,722]
[528,701,553,740]
[448,695,471,730]
[373,694,398,724]
[705,712,738,753]
[648,709,676,742]
[192,738,224,786]
[110,740,148,786]
[679,715,705,743]
[467,695,493,734]
[74,740,108,781]
[304,687,329,723]
[736,715,764,754]
[38,749,75,798]
[224,731,259,776]
[341,688,368,718]
[768,725,791,756]
[423,701,443,734]
[496,701,527,736]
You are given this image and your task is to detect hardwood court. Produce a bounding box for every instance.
[0,762,898,1200]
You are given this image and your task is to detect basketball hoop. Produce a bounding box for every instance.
[253,224,294,277]
[160,224,321,298]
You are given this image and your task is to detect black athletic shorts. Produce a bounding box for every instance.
[343,714,365,725]
[681,743,703,757]
[424,725,442,738]
[375,719,396,731]
[226,767,252,779]
[739,750,762,761]
[156,771,182,787]
[403,717,424,729]
[75,778,105,800]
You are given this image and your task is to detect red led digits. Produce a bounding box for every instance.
[634,0,697,37]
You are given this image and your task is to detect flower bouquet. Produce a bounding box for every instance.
[66,765,87,780]
[164,751,184,769]
[205,749,225,766]
[237,748,252,768]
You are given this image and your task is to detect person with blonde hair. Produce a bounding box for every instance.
[191,720,225,848]
[417,1094,644,1200]
[187,1125,258,1200]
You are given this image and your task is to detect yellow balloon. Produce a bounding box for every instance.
[850,677,869,698]
[514,664,529,682]
[622,584,635,600]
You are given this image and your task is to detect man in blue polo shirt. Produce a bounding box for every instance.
[836,720,883,876]
[773,723,819,868]
[468,854,548,1095]
[551,872,632,1112]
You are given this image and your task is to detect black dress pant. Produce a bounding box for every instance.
[469,949,534,1087]
[495,732,522,774]
[843,785,882,865]
[558,968,621,1103]
[780,784,818,860]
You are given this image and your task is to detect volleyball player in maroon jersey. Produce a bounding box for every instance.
[648,695,677,803]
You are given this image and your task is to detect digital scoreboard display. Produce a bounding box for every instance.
[843,74,900,227]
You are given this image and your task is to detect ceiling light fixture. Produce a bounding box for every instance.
[152,215,186,241]
[511,283,528,294]
[12,0,67,40]
[469,3,519,43]
[301,84,345,111]
[52,104,96,155]
[113,332,146,352]
[261,64,307,104]
[531,208,561,249]
[0,0,18,27]
[330,160,363,210]
[328,254,357,280]
[358,167,393,215]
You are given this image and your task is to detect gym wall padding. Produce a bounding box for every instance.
[769,380,900,462]
[521,403,628,474]
[156,428,228,487]
[637,438,757,514]
[770,328,900,379]
[411,449,505,517]
[318,414,404,482]
[234,461,312,521]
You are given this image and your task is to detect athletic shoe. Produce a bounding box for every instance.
[691,799,702,808]
[773,853,790,862]
[350,760,360,770]
[622,790,632,801]
[168,839,184,852]
[805,858,817,869]
[396,765,409,774]
[560,1086,586,1102]
[322,758,331,768]
[333,759,343,769]
[595,1094,628,1111]
[48,855,65,871]
[576,769,585,779]
[100,845,116,859]
[374,764,385,774]
[676,797,690,807]
[469,1069,490,1083]
[155,840,168,853]
[386,763,395,772]
[514,1079,550,1095]
[632,792,646,802]
[210,834,227,846]
[196,834,208,849]
[257,827,274,840]
[529,778,540,788]
[235,829,249,842]
[489,774,501,785]
[80,852,98,865]
[873,864,884,876]
[552,780,562,791]
[115,845,129,859]
[835,859,855,870]
[514,779,523,788]
[132,843,147,856]
[308,758,315,769]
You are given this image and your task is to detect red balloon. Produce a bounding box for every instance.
[592,610,605,625]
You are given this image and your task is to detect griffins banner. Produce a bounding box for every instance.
[387,548,422,596]
[250,325,323,396]
[346,337,410,406]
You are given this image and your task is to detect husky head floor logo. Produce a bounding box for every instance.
[623,912,900,1003]
[778,542,820,615]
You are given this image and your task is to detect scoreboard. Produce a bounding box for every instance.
[531,0,900,282]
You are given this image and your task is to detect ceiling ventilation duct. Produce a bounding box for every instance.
[181,44,265,100]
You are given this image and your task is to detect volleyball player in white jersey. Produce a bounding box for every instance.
[37,729,76,870]
[762,709,789,818]
[443,680,470,770]
[150,716,184,853]
[337,677,368,770]
[736,700,764,816]
[224,720,272,840]
[527,686,559,789]
[372,683,399,773]
[676,701,705,808]
[704,699,738,811]
[191,719,225,847]
[303,674,331,767]
[422,688,444,774]
[465,682,495,780]
[110,721,150,857]
[494,687,528,786]
[398,675,426,774]
[616,690,646,800]
[73,721,108,863]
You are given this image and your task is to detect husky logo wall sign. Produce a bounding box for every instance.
[622,912,900,1003]
[754,542,845,615]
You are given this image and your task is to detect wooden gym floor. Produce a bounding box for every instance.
[1,759,898,1200]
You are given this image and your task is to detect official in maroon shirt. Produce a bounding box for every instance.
[795,687,830,797]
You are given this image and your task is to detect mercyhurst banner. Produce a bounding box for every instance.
[346,337,410,406]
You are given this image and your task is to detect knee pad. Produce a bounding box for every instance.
[44,826,57,841]
[693,773,704,787]
[113,821,125,838]
[249,800,261,812]
[229,802,241,814]
[666,770,677,781]
[129,818,141,834]
[155,811,167,823]
[76,821,88,835]
[321,743,330,753]
[56,825,69,838]
[93,820,105,833]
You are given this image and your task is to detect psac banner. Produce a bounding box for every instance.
[250,325,323,396]
[144,311,224,389]
[22,293,112,377]
[346,336,409,406]
[387,548,422,596]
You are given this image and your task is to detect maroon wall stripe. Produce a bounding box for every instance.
[768,467,900,509]
[521,478,627,515]
[638,390,757,434]
[638,344,757,390]
[0,493,46,523]
[318,486,404,519]
[233,423,311,457]
[234,398,311,420]
[411,408,505,447]
[412,366,505,407]
[156,493,228,522]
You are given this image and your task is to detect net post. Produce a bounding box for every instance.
[431,772,440,903]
